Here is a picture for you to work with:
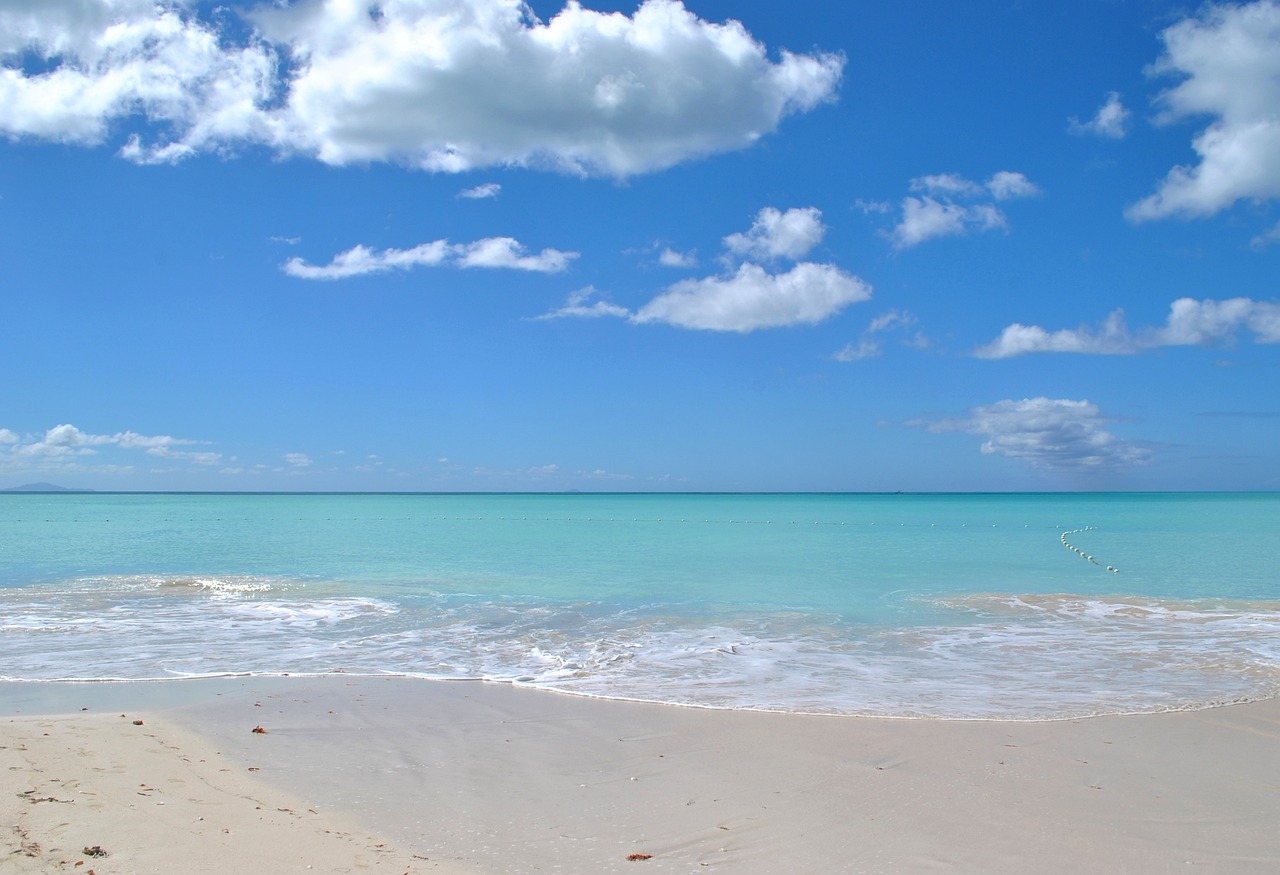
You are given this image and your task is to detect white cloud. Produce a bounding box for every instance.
[723,206,826,261]
[986,171,1041,201]
[0,0,843,177]
[910,174,984,198]
[459,182,501,199]
[832,309,922,361]
[912,398,1152,472]
[633,262,870,332]
[891,197,1005,249]
[283,241,450,280]
[0,0,277,154]
[1128,1,1280,220]
[974,297,1280,358]
[1068,91,1130,139]
[453,237,577,272]
[832,338,881,362]
[888,171,1037,249]
[0,423,221,471]
[658,247,697,268]
[284,452,312,468]
[544,206,868,331]
[535,286,630,320]
[1251,220,1280,250]
[283,236,575,279]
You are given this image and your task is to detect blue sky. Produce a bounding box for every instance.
[1,0,1277,492]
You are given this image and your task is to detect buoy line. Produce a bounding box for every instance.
[1060,526,1119,572]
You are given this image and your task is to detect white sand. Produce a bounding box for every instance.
[6,678,1280,873]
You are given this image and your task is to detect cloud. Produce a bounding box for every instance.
[986,171,1041,201]
[284,452,312,468]
[454,237,577,272]
[633,262,869,332]
[1068,91,1130,139]
[283,241,450,279]
[911,398,1152,472]
[658,247,697,268]
[891,197,1005,249]
[723,206,826,261]
[541,206,869,331]
[889,171,1038,249]
[1251,220,1280,250]
[458,182,502,199]
[0,423,221,471]
[832,309,923,361]
[974,297,1280,358]
[1127,1,1280,220]
[0,0,843,177]
[0,0,277,155]
[283,236,576,279]
[535,286,631,320]
[910,174,984,198]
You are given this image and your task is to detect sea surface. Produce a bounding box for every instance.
[1,492,1278,720]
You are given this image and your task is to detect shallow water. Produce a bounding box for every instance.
[1,492,1277,719]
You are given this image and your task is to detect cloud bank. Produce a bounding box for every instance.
[0,423,221,471]
[974,297,1280,358]
[912,398,1152,472]
[1128,0,1280,220]
[0,0,843,177]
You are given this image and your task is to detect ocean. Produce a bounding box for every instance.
[1,492,1277,720]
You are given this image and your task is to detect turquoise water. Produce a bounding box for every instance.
[1,492,1278,719]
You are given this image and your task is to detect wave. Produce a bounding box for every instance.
[1,575,1278,720]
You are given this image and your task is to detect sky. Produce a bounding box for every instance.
[1,0,1278,492]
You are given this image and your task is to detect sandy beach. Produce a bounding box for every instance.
[5,677,1279,873]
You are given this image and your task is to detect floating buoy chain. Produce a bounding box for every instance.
[1060,526,1119,572]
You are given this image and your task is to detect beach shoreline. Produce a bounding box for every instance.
[5,676,1279,873]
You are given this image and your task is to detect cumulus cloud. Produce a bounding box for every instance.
[284,452,312,468]
[1068,91,1130,139]
[723,206,826,261]
[889,171,1039,249]
[911,398,1152,472]
[0,0,843,177]
[1127,1,1280,220]
[633,261,870,332]
[832,309,924,361]
[974,297,1280,358]
[0,423,221,471]
[0,0,278,156]
[458,182,501,199]
[284,236,576,279]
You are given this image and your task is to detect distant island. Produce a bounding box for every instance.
[1,482,95,493]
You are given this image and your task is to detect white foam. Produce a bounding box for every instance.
[2,576,1279,719]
